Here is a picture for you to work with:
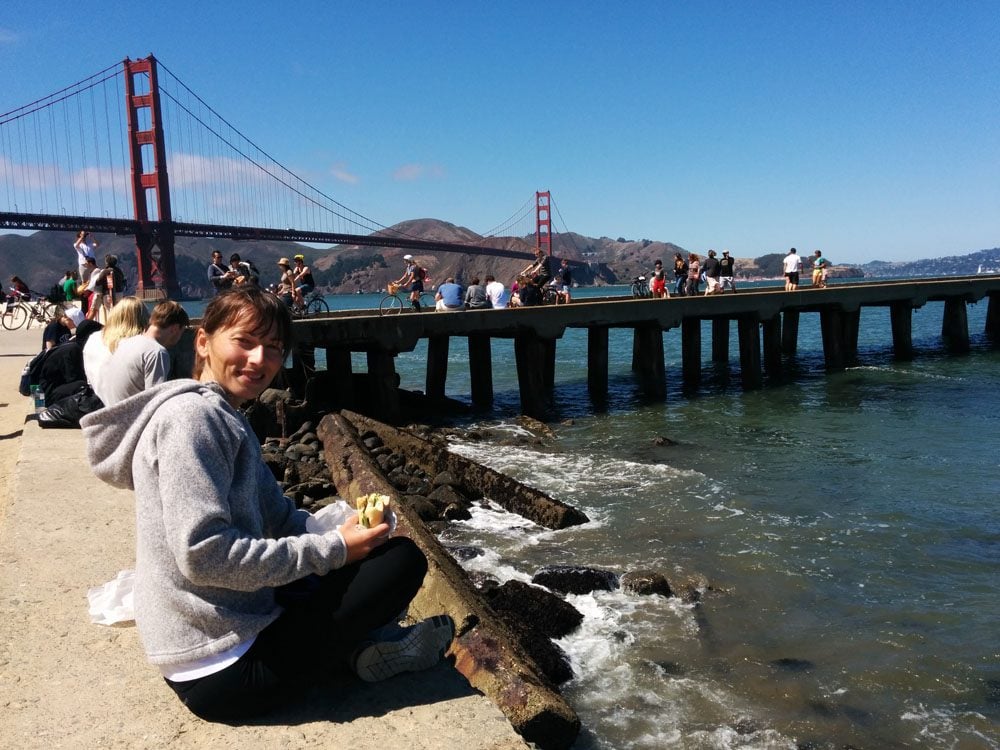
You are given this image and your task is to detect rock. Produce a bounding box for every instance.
[654,661,686,676]
[432,470,457,487]
[733,718,757,735]
[385,452,406,471]
[405,477,433,496]
[442,503,472,521]
[445,545,485,561]
[486,580,583,639]
[370,446,393,457]
[510,625,573,685]
[532,565,619,595]
[428,484,468,507]
[652,435,678,446]
[401,495,440,522]
[362,435,383,450]
[468,571,501,593]
[621,570,673,597]
[771,657,815,673]
[516,415,555,439]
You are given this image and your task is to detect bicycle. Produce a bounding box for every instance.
[1,292,65,331]
[291,290,330,318]
[379,283,433,315]
[631,275,652,299]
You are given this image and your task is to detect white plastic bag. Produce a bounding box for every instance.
[305,499,396,534]
[87,569,135,626]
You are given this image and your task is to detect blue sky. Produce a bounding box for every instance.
[1,1,998,263]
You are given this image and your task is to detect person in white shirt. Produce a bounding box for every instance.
[484,275,508,309]
[783,248,803,291]
[96,300,189,406]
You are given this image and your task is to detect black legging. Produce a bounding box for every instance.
[165,536,427,721]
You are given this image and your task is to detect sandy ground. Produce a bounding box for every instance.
[0,326,529,750]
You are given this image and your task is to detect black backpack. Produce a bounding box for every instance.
[19,348,53,397]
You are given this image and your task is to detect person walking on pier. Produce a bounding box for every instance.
[783,248,802,291]
[718,250,737,293]
[81,288,454,722]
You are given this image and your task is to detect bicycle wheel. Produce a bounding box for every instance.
[418,293,434,310]
[2,303,28,330]
[306,297,329,316]
[41,301,64,321]
[379,294,403,315]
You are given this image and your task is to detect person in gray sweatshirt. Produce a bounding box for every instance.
[81,287,453,721]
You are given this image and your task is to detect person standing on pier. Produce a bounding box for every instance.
[718,250,737,293]
[783,248,802,291]
[650,260,668,298]
[811,250,829,288]
[702,250,722,295]
[685,253,701,296]
[73,231,97,281]
[207,251,234,295]
[673,253,688,296]
[557,258,573,303]
[81,288,454,722]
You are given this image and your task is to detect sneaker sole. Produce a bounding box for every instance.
[354,614,454,683]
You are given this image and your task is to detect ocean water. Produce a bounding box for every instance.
[198,283,1000,748]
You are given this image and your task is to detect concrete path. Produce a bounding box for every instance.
[0,326,528,750]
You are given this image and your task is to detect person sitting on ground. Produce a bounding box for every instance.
[484,275,508,309]
[42,307,84,350]
[95,300,190,406]
[81,287,454,722]
[38,320,103,406]
[464,277,490,309]
[509,276,524,307]
[83,297,151,397]
[291,254,315,306]
[435,277,463,311]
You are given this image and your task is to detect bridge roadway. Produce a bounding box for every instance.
[290,275,1000,420]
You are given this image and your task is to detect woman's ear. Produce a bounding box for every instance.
[194,329,210,369]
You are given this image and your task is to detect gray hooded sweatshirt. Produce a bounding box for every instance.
[81,379,347,667]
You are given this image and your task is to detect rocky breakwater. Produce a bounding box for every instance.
[316,412,584,750]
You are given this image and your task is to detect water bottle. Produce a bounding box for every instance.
[33,387,45,413]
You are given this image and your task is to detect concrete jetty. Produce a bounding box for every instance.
[0,327,528,750]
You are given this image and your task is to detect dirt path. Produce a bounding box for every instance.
[0,327,527,750]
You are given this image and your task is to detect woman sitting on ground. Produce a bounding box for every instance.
[81,287,453,721]
[83,297,150,396]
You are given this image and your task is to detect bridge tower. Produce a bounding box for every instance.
[123,55,179,300]
[536,191,552,256]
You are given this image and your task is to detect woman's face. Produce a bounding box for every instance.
[195,316,285,407]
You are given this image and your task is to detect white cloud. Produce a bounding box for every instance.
[392,163,445,182]
[330,162,359,184]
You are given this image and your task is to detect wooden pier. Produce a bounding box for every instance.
[292,276,1000,420]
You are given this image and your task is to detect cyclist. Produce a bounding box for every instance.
[393,254,425,311]
[9,275,30,302]
[292,254,315,307]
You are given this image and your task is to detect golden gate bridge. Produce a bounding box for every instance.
[0,55,572,298]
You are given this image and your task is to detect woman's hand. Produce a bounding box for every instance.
[338,513,390,563]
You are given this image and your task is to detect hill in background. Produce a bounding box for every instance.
[0,221,994,299]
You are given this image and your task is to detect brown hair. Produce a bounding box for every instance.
[194,288,293,378]
[150,299,190,329]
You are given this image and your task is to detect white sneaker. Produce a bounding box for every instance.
[353,614,455,682]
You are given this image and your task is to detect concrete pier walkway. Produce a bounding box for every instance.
[0,327,527,750]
